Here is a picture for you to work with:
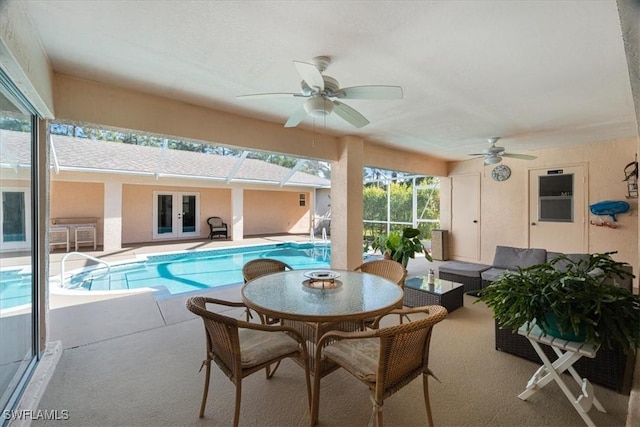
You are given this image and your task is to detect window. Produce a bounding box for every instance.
[538,174,573,222]
[299,193,306,207]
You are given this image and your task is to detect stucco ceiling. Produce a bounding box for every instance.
[22,1,639,162]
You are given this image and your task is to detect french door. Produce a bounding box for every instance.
[153,192,200,239]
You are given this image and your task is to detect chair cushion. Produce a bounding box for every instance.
[492,246,546,270]
[323,337,379,382]
[238,329,300,368]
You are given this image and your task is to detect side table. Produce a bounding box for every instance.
[517,323,606,427]
[403,276,463,313]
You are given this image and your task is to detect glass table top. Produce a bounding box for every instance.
[241,269,403,322]
[404,276,463,295]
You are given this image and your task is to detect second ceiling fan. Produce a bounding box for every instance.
[469,137,537,165]
[237,56,403,128]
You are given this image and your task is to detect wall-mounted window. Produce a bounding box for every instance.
[299,193,306,207]
[538,174,573,222]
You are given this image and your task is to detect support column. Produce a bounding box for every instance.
[231,187,243,241]
[331,136,364,269]
[103,181,122,251]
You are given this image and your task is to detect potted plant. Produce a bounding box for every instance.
[476,252,640,352]
[370,226,432,268]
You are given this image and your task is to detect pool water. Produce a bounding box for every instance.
[0,267,32,310]
[66,242,330,297]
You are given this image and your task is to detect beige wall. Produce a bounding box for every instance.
[122,184,232,244]
[442,137,638,282]
[50,181,104,244]
[48,172,317,245]
[244,190,310,235]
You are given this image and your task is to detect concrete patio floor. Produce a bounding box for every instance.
[4,234,639,425]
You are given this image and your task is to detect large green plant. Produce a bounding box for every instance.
[476,252,640,352]
[371,227,432,268]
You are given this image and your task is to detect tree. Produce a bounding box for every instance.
[0,117,30,132]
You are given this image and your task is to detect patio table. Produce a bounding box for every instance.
[241,269,403,377]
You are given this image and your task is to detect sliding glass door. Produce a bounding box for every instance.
[0,85,38,418]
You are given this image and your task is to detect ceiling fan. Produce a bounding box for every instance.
[468,137,537,165]
[237,56,403,128]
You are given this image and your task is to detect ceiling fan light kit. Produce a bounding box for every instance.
[468,137,538,165]
[304,97,333,118]
[238,55,403,128]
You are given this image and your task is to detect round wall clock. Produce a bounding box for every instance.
[491,165,511,182]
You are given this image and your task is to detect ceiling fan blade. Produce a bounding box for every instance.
[294,61,324,91]
[237,93,303,100]
[468,153,486,156]
[284,105,309,128]
[502,153,537,160]
[336,85,403,100]
[332,100,370,128]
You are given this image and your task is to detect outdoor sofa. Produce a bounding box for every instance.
[439,245,636,393]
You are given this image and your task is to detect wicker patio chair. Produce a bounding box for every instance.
[186,296,311,426]
[242,258,293,283]
[207,216,228,239]
[354,259,407,324]
[242,258,293,324]
[311,305,448,427]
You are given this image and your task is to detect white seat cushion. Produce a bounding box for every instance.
[323,337,379,382]
[239,329,300,368]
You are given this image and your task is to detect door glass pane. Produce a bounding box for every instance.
[181,195,196,233]
[157,194,173,234]
[2,192,26,242]
[0,92,34,413]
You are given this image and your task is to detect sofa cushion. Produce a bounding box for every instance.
[481,268,508,282]
[492,246,546,270]
[546,252,591,272]
[439,261,492,278]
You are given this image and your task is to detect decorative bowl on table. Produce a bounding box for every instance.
[302,270,342,289]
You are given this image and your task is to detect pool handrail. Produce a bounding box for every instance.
[310,227,329,244]
[60,252,111,289]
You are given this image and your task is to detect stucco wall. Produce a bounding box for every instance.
[442,137,638,280]
[121,184,231,244]
[243,190,310,235]
[50,181,104,244]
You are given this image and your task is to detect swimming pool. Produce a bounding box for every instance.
[0,242,331,310]
[0,267,32,311]
[65,242,330,295]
